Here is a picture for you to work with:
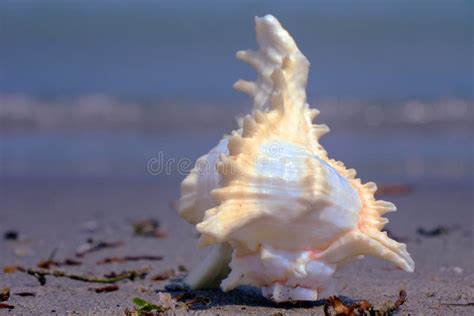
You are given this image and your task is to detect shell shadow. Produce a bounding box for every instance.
[159,282,356,311]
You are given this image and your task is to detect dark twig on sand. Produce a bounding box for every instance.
[89,285,119,293]
[97,255,163,265]
[12,266,148,286]
[440,302,474,307]
[13,292,36,297]
[0,303,14,309]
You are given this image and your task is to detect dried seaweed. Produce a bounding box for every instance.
[75,238,124,257]
[440,302,474,307]
[37,258,82,269]
[175,292,211,308]
[3,266,20,274]
[7,266,147,286]
[97,255,162,265]
[417,226,450,237]
[151,269,176,281]
[379,290,407,314]
[3,230,18,241]
[132,219,167,238]
[13,292,36,297]
[0,288,10,302]
[324,296,371,316]
[0,303,14,309]
[324,290,407,316]
[90,285,119,293]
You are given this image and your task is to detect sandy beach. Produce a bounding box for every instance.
[1,123,473,315]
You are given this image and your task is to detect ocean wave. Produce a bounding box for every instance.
[0,93,472,131]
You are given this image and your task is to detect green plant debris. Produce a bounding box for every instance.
[126,293,189,315]
[7,266,148,286]
[132,297,165,314]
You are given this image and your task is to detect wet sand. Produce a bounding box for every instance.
[1,127,473,315]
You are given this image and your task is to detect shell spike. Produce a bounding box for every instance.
[319,230,415,273]
[270,68,288,94]
[234,79,257,97]
[254,110,266,123]
[363,182,378,194]
[345,168,357,179]
[227,132,244,156]
[270,91,286,113]
[236,50,262,71]
[309,108,320,121]
[312,124,330,139]
[374,200,397,215]
[242,115,258,137]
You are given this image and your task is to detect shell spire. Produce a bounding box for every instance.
[234,15,310,116]
[235,15,329,159]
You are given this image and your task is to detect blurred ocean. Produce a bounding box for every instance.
[0,0,472,182]
[1,0,472,100]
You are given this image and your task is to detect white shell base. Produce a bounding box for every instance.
[262,284,319,303]
[222,245,337,302]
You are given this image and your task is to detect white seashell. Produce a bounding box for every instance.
[178,14,414,302]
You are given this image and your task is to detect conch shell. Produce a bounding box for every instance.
[178,15,414,302]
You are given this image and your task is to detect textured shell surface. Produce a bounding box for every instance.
[178,14,414,302]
